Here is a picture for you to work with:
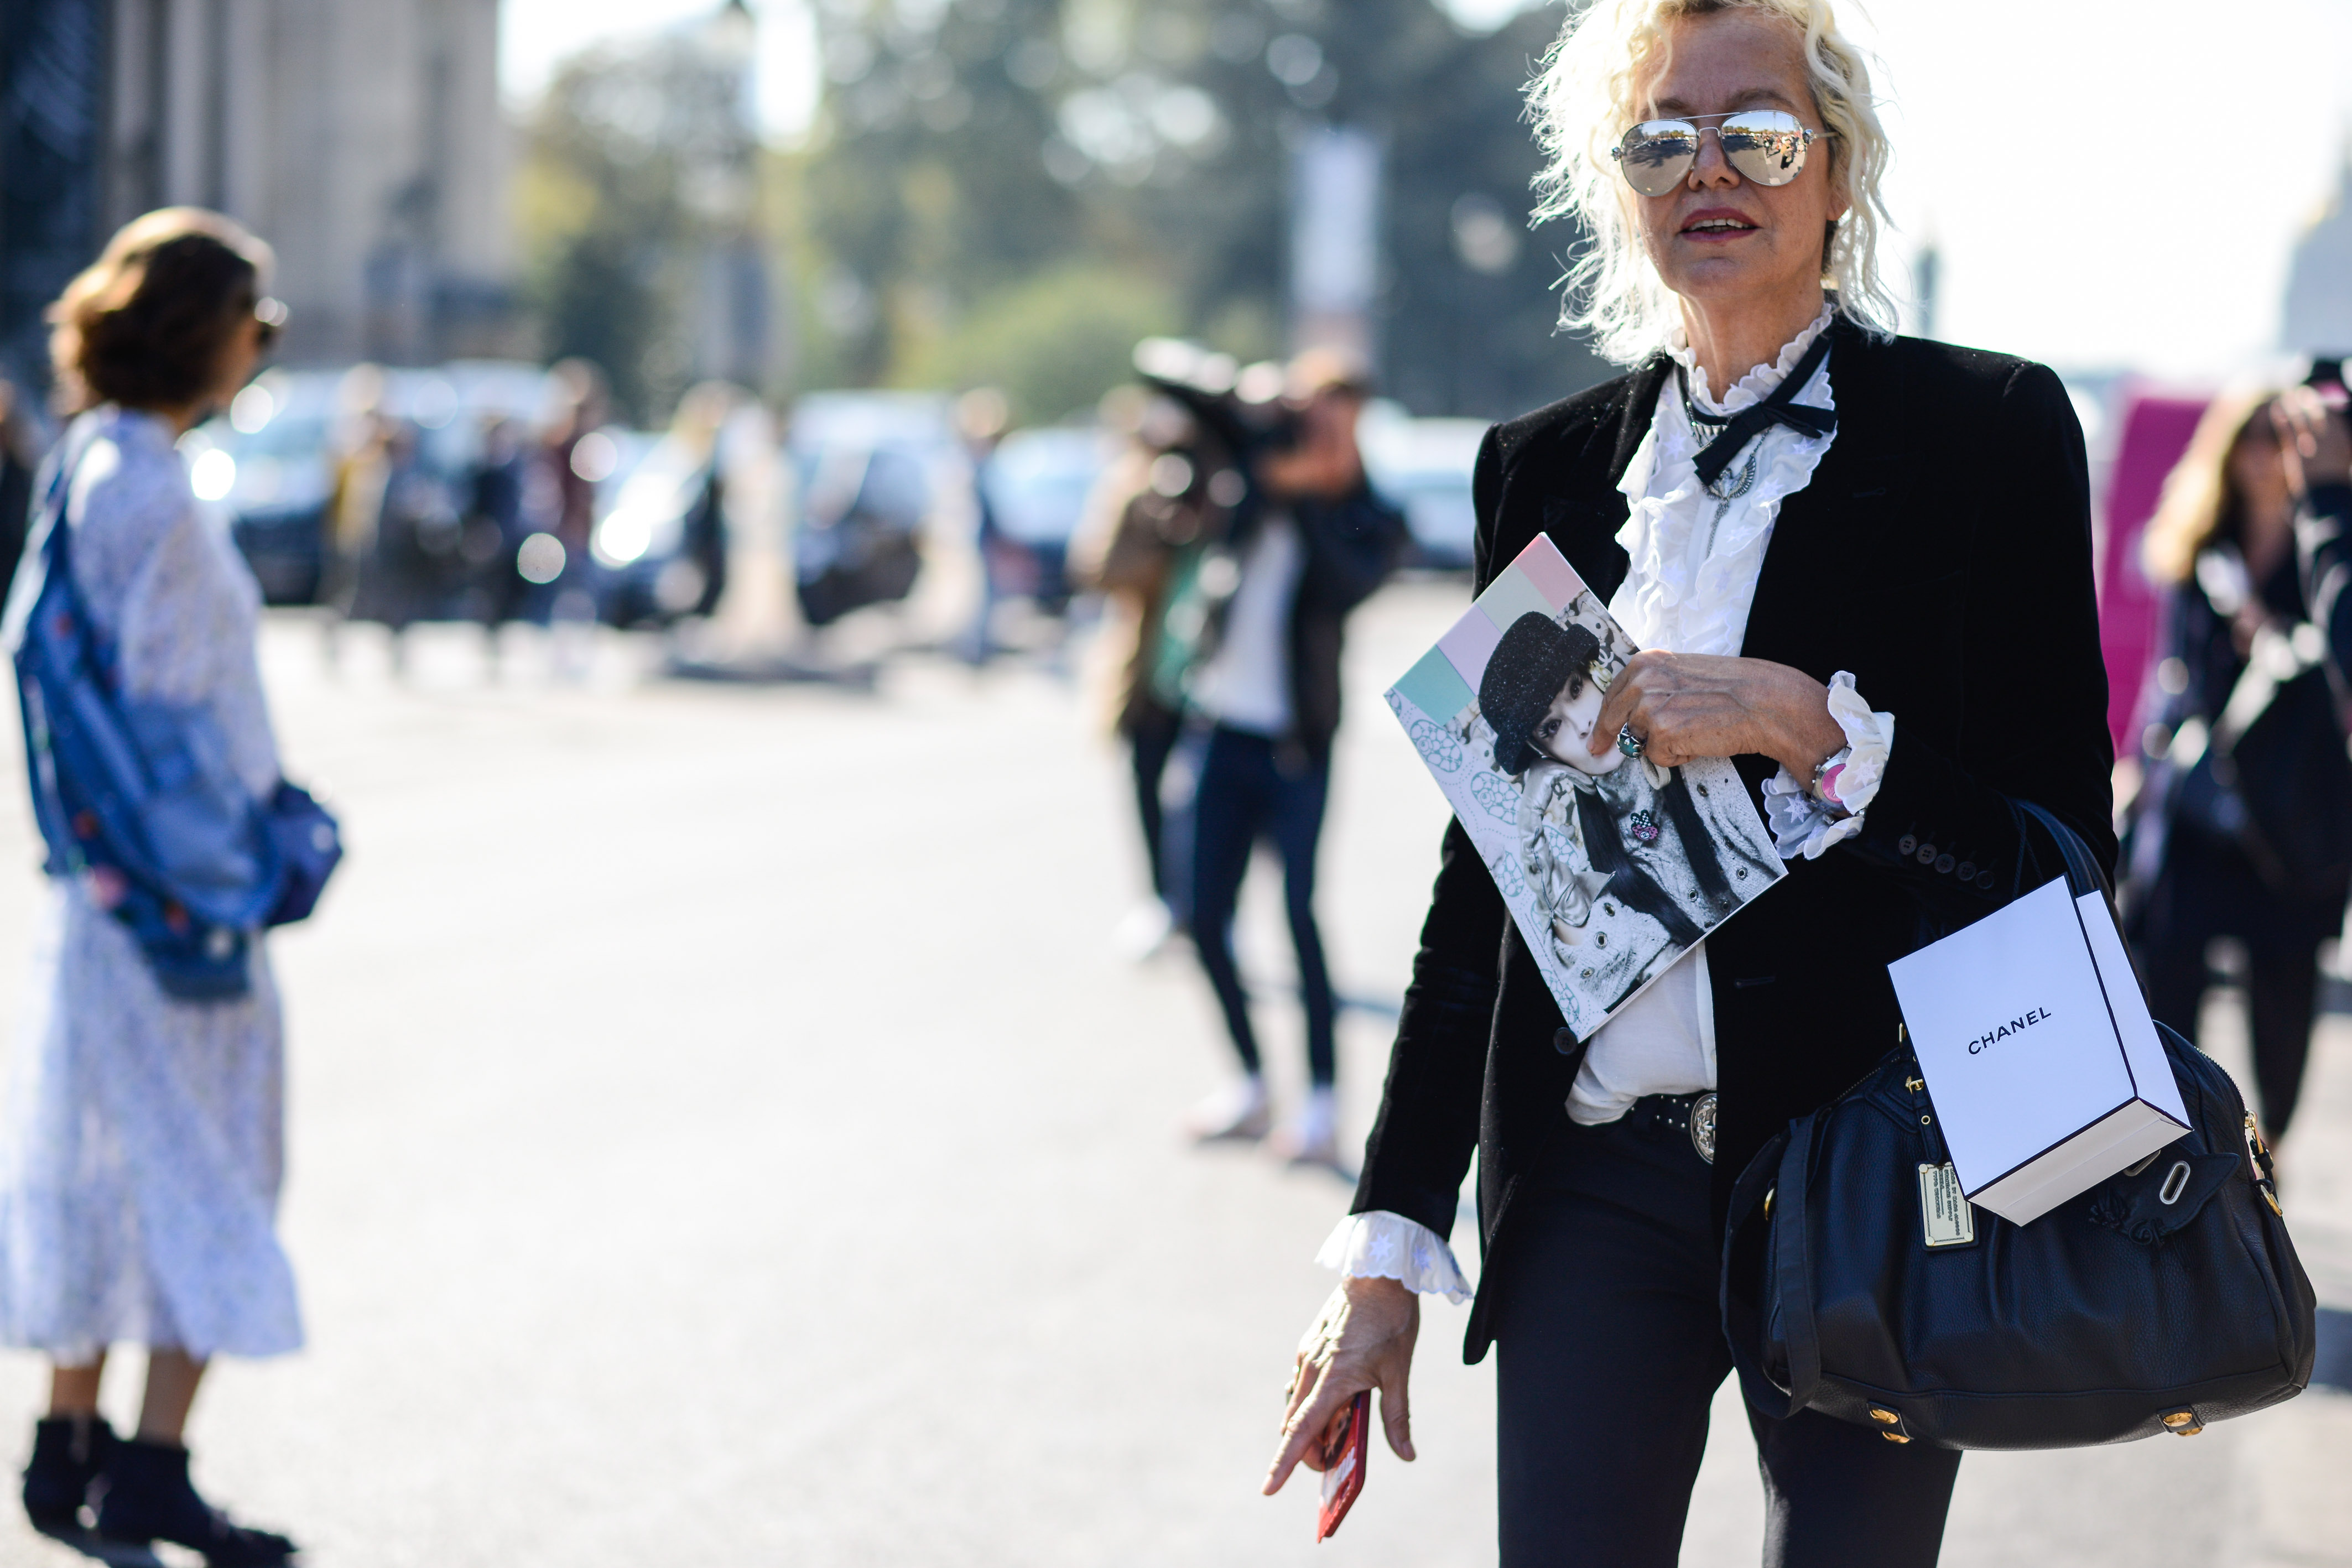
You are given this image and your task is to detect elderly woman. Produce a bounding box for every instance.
[0,209,299,1564]
[1261,1,2111,1562]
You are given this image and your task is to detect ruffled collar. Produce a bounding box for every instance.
[1608,308,1839,659]
[1667,303,1836,415]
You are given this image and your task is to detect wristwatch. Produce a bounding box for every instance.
[1812,745,1855,807]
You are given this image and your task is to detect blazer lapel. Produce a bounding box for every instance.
[1523,357,1668,602]
[1739,321,1914,675]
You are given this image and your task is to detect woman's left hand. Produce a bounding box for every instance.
[1590,651,1846,777]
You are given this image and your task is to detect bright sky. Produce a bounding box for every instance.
[501,0,2352,378]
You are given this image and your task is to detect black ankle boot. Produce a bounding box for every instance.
[94,1437,295,1566]
[22,1414,115,1535]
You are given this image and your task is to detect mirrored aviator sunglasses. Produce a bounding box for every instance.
[1610,110,1815,197]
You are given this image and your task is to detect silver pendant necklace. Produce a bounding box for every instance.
[1685,406,1762,502]
[1684,404,1758,555]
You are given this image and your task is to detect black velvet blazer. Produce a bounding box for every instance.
[1348,317,2116,1361]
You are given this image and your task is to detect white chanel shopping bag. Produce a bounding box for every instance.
[1887,877,2190,1225]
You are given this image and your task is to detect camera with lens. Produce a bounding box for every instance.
[1123,338,1306,547]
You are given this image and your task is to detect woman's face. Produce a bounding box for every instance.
[1536,671,1625,775]
[2229,415,2294,526]
[1630,12,1849,319]
[207,312,264,410]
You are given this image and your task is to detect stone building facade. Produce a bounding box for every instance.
[1,0,518,387]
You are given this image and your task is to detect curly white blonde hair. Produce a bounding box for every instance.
[1528,0,1897,364]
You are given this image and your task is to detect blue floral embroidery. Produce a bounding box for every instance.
[1408,719,1463,774]
[1469,770,1518,824]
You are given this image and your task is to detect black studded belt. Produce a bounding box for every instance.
[1625,1090,1719,1164]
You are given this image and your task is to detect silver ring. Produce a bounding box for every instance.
[1617,724,1645,758]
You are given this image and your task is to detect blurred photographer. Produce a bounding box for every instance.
[1172,350,1408,1165]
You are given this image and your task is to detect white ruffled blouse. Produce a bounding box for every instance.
[1321,308,1895,1301]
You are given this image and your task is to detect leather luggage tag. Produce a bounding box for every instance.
[1919,1162,1977,1248]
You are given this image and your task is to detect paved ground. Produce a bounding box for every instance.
[0,580,2342,1566]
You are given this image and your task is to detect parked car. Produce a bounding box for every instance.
[976,426,1110,613]
[1359,410,1484,571]
[183,369,340,603]
[587,428,724,627]
[793,442,930,628]
[786,392,956,628]
[187,361,560,608]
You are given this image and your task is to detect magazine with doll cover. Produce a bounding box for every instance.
[1383,534,1786,1040]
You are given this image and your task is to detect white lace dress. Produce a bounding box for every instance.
[0,407,303,1362]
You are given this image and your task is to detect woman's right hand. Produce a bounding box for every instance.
[1261,1274,1420,1496]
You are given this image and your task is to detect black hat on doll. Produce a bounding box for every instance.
[1480,612,1602,777]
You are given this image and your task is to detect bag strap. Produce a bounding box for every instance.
[2012,797,2107,900]
[2012,794,2168,1015]
[1721,1114,1824,1420]
[2,428,90,655]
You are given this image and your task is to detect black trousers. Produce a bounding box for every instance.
[2135,827,2330,1137]
[1184,724,1336,1085]
[1491,1109,1962,1567]
[1126,699,1183,902]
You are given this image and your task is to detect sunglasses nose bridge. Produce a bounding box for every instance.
[1687,125,1740,184]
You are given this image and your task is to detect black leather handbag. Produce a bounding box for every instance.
[1720,803,2317,1449]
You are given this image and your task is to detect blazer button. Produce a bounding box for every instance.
[1553,1027,1578,1054]
[1916,842,1938,865]
[1935,854,1955,874]
[1956,861,1976,880]
[1976,871,1996,890]
[1898,834,1918,856]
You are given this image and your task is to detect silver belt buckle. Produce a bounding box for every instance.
[1690,1092,1718,1165]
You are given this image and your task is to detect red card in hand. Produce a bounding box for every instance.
[1315,1390,1371,1543]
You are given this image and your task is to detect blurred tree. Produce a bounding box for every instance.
[800,0,1604,419]
[800,0,1100,392]
[519,9,773,424]
[1128,0,1606,417]
[903,261,1178,422]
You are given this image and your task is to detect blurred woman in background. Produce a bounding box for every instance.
[1070,386,1222,958]
[0,208,300,1565]
[2126,386,2352,1144]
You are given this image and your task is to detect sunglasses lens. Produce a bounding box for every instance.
[1617,120,1698,196]
[1720,111,1808,187]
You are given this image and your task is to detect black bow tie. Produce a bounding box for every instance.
[1680,327,1838,490]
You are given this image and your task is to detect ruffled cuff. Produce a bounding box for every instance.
[1820,671,1893,810]
[1315,1211,1473,1304]
[1762,671,1895,861]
